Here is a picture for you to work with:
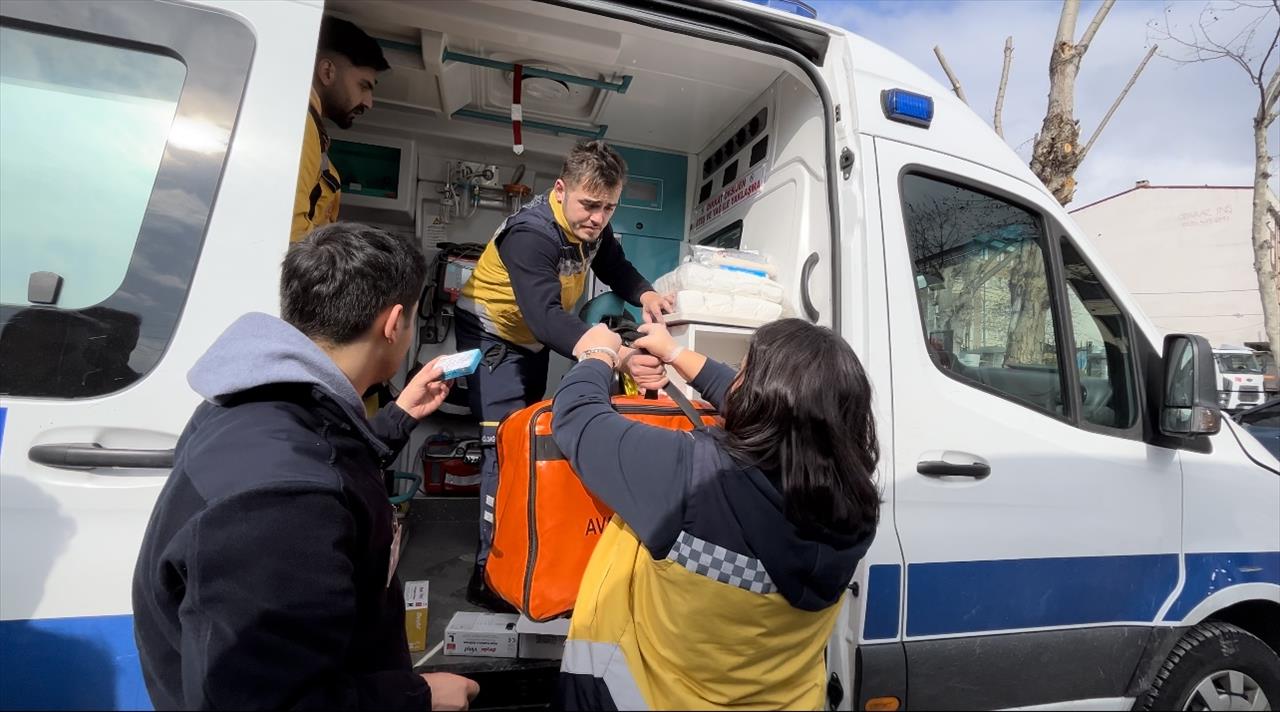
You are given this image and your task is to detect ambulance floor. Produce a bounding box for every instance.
[402,496,558,710]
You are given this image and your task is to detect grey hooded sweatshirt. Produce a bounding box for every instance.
[132,312,429,711]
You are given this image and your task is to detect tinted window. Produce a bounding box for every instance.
[0,26,186,309]
[1216,353,1263,374]
[901,174,1065,417]
[1060,239,1138,429]
[0,4,254,398]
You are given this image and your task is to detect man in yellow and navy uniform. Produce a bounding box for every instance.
[456,140,672,609]
[290,17,389,243]
[292,17,390,416]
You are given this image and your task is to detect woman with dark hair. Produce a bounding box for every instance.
[555,319,881,710]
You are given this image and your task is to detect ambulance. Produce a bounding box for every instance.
[1,0,1276,709]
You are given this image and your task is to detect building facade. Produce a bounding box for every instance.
[1071,183,1279,346]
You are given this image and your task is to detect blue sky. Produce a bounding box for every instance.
[810,0,1279,207]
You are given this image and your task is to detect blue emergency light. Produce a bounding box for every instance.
[881,89,934,128]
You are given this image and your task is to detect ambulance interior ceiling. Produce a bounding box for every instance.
[327,0,803,164]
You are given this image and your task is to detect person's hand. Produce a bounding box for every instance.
[639,291,675,324]
[634,322,681,364]
[624,350,669,390]
[572,324,623,364]
[422,672,479,711]
[395,357,451,420]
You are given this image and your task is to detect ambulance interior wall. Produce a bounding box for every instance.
[333,118,571,476]
[340,65,827,481]
[685,71,829,319]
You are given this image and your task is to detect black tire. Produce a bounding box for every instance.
[1138,621,1280,711]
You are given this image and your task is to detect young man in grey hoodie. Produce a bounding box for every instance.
[132,223,478,710]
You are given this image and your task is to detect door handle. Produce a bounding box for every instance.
[29,442,174,470]
[916,451,991,479]
[800,252,820,323]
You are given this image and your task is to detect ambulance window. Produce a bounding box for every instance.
[901,173,1069,420]
[0,3,254,399]
[0,26,185,309]
[1060,238,1139,430]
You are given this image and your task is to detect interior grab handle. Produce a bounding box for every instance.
[29,442,175,470]
[800,252,820,323]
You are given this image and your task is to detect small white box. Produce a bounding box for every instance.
[517,615,570,660]
[443,612,519,658]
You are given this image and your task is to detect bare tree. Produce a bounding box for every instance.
[1029,0,1116,206]
[934,0,1153,204]
[929,1,1162,364]
[1151,0,1280,361]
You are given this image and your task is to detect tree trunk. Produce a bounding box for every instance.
[1251,118,1280,358]
[1013,0,1092,368]
[1006,241,1051,365]
[1030,33,1083,205]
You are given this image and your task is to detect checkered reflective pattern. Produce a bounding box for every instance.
[666,531,776,594]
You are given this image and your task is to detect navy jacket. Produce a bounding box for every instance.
[132,313,429,710]
[550,358,875,709]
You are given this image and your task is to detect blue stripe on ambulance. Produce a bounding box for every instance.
[1162,551,1280,621]
[2,549,1275,709]
[862,552,1280,641]
[863,564,902,640]
[0,614,150,711]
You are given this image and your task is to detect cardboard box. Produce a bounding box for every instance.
[444,612,518,658]
[516,615,570,660]
[403,580,429,653]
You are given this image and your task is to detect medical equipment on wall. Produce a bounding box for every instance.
[438,161,531,224]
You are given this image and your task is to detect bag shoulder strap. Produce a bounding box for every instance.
[645,385,706,430]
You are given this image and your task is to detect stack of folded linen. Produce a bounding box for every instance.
[654,258,787,326]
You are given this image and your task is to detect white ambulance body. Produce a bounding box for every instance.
[1,1,1276,709]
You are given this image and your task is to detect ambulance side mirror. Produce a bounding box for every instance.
[1159,333,1221,437]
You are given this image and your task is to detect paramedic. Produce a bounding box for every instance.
[133,223,479,711]
[553,320,881,710]
[290,17,389,242]
[455,140,673,610]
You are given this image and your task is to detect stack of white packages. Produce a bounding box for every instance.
[654,247,788,326]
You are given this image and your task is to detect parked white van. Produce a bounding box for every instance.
[1,1,1277,710]
[1215,345,1269,413]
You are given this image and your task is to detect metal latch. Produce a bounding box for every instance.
[828,673,844,710]
[839,148,854,180]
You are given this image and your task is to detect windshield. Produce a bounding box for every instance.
[1216,353,1263,374]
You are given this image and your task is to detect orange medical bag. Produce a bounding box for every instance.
[485,391,717,621]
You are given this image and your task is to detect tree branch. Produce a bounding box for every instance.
[1055,0,1082,45]
[1262,1,1280,117]
[994,36,1014,138]
[1267,0,1280,69]
[934,45,969,105]
[1265,65,1280,125]
[1078,0,1117,50]
[1080,44,1159,164]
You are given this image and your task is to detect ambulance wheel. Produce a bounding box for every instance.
[1138,622,1280,711]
